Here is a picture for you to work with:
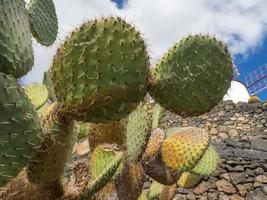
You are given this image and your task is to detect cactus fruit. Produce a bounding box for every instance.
[50,17,150,123]
[81,152,124,199]
[27,104,74,184]
[150,35,233,116]
[0,0,34,78]
[192,145,219,177]
[0,73,43,187]
[142,128,165,162]
[177,172,202,188]
[24,83,49,110]
[43,70,57,102]
[122,101,152,162]
[148,180,165,200]
[144,157,181,185]
[27,0,58,46]
[161,127,210,172]
[248,95,261,103]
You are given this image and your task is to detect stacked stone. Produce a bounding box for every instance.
[159,100,267,200]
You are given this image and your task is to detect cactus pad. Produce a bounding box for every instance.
[0,0,34,78]
[151,103,165,130]
[148,180,165,200]
[122,101,152,162]
[50,17,150,123]
[142,128,165,162]
[0,73,43,187]
[90,144,124,181]
[43,70,57,102]
[81,152,123,199]
[24,83,49,110]
[27,0,58,46]
[161,127,210,172]
[27,105,74,184]
[150,35,233,116]
[177,172,202,188]
[192,145,219,177]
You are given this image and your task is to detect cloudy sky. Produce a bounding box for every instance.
[22,0,267,100]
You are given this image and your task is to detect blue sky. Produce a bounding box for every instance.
[112,0,267,100]
[23,0,267,101]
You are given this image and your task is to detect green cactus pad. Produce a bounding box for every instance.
[73,121,90,141]
[43,70,57,102]
[24,83,49,110]
[150,35,233,116]
[177,172,202,188]
[50,17,150,123]
[27,0,58,46]
[81,152,123,199]
[192,145,219,177]
[90,145,124,181]
[27,104,74,184]
[0,73,43,187]
[122,101,152,162]
[148,180,165,200]
[151,103,165,130]
[138,191,148,200]
[0,0,34,78]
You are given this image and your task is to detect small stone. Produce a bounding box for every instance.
[75,139,90,156]
[230,173,247,185]
[193,181,211,194]
[220,173,231,181]
[215,180,237,194]
[255,167,264,175]
[219,132,229,139]
[230,194,245,200]
[207,192,218,200]
[256,175,267,183]
[251,137,267,151]
[233,165,244,172]
[219,194,230,200]
[254,182,263,187]
[236,184,247,197]
[246,188,266,200]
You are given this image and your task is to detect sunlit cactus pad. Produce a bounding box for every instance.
[177,172,202,188]
[0,73,43,187]
[24,83,49,110]
[50,17,150,123]
[0,0,33,78]
[150,34,233,116]
[27,0,58,46]
[81,151,123,199]
[192,145,219,177]
[122,101,152,162]
[161,127,210,172]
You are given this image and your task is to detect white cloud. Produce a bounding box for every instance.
[223,81,250,103]
[21,0,267,84]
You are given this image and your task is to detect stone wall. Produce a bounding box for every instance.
[160,101,267,200]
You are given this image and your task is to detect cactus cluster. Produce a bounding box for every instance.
[0,0,234,199]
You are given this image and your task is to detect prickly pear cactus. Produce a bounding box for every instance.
[0,0,34,78]
[150,35,233,116]
[0,73,43,187]
[50,17,150,123]
[27,0,58,46]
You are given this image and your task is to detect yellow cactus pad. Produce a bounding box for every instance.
[177,172,202,188]
[161,127,210,172]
